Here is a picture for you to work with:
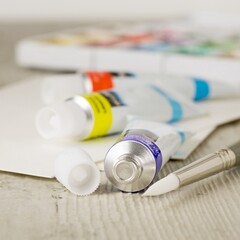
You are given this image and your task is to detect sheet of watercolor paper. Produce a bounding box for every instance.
[0,78,239,178]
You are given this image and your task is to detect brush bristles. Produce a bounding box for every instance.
[142,173,180,197]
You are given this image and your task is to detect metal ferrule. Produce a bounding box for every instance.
[67,95,94,138]
[174,148,236,187]
[229,142,240,165]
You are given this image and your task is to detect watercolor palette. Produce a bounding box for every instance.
[16,17,240,81]
[35,23,240,57]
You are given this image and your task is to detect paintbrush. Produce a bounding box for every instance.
[143,141,240,196]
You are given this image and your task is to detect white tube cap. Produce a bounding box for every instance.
[41,74,85,105]
[55,147,101,196]
[36,101,88,139]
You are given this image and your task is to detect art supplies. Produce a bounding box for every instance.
[2,13,240,197]
[0,77,239,180]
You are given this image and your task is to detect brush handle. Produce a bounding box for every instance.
[230,141,240,165]
[174,148,236,187]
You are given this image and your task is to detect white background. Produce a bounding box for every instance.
[0,0,240,22]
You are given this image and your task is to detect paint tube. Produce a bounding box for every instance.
[36,83,200,140]
[104,119,191,192]
[41,71,136,105]
[141,75,240,101]
[41,71,240,104]
[164,76,240,101]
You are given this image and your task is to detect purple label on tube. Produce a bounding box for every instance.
[120,132,162,174]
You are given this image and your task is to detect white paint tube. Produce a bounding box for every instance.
[36,83,201,140]
[41,71,240,104]
[41,71,135,105]
[104,119,192,192]
[164,76,240,101]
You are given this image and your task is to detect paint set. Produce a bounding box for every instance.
[24,23,240,57]
[16,17,240,82]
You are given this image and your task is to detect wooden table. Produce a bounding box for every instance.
[0,23,240,240]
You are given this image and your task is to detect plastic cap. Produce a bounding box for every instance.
[41,74,85,105]
[55,147,100,196]
[36,101,88,139]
